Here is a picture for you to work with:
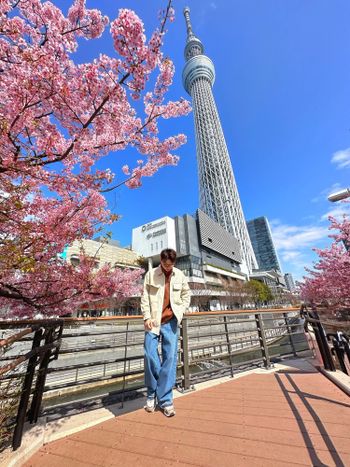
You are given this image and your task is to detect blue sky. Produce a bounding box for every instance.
[57,0,350,280]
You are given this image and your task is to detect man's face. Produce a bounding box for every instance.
[161,259,174,273]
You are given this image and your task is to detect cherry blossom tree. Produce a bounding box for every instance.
[0,0,191,317]
[300,205,350,311]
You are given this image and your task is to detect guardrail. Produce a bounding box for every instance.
[0,308,309,451]
[301,308,350,375]
[178,310,307,390]
[0,321,63,451]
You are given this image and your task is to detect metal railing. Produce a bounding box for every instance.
[0,308,309,450]
[302,308,350,375]
[179,310,308,390]
[0,321,63,451]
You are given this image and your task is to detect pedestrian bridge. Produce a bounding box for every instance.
[1,309,350,466]
[22,359,350,467]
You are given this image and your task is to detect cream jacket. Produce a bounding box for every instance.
[140,266,191,335]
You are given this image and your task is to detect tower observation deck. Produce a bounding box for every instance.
[182,7,257,274]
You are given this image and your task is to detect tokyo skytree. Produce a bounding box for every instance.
[182,7,258,274]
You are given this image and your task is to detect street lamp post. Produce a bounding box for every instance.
[328,188,350,202]
[328,187,350,251]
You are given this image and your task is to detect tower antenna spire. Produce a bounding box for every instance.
[183,7,204,60]
[183,7,194,40]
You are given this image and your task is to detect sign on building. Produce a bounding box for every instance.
[132,216,176,258]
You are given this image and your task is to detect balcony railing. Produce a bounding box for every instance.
[1,307,336,452]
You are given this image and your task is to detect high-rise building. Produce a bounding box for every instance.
[284,273,296,292]
[182,7,257,275]
[132,210,246,311]
[132,210,244,283]
[246,216,282,272]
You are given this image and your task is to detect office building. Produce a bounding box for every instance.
[284,273,296,292]
[247,216,282,273]
[132,210,246,311]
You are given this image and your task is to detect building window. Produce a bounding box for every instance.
[160,240,163,249]
[208,238,213,243]
[151,244,153,252]
[155,242,158,250]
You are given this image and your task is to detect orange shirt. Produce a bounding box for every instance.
[161,268,174,324]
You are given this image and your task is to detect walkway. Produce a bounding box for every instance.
[24,361,350,467]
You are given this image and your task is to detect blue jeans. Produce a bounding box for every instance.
[144,317,178,408]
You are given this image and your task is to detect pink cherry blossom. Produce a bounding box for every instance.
[300,202,350,311]
[0,0,190,318]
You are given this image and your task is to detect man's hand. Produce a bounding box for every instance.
[144,319,153,331]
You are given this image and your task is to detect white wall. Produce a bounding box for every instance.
[132,216,176,258]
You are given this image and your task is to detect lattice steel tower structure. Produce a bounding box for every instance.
[182,7,257,274]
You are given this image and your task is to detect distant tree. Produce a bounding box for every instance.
[245,280,274,307]
[0,0,190,317]
[189,282,212,312]
[265,285,274,303]
[279,291,300,307]
[220,278,248,308]
[300,205,350,313]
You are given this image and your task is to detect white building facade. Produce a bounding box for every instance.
[131,216,176,260]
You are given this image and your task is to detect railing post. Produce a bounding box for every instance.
[119,321,130,409]
[255,314,271,369]
[342,334,350,372]
[328,333,348,375]
[28,323,63,424]
[309,311,336,372]
[179,316,191,391]
[283,313,297,357]
[223,315,234,378]
[12,328,43,451]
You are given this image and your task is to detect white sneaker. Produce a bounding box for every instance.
[162,405,176,417]
[144,398,155,413]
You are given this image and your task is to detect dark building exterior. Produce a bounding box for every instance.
[174,209,244,283]
[247,217,282,273]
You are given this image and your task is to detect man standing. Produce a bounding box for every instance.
[141,248,191,417]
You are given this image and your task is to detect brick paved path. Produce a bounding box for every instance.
[25,365,350,467]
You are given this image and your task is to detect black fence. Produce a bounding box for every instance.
[0,308,310,451]
[0,321,63,451]
[302,308,350,375]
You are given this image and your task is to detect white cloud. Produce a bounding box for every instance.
[271,222,329,251]
[267,183,350,280]
[269,220,330,281]
[331,148,350,169]
[321,202,350,221]
[280,250,302,262]
[312,182,344,203]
